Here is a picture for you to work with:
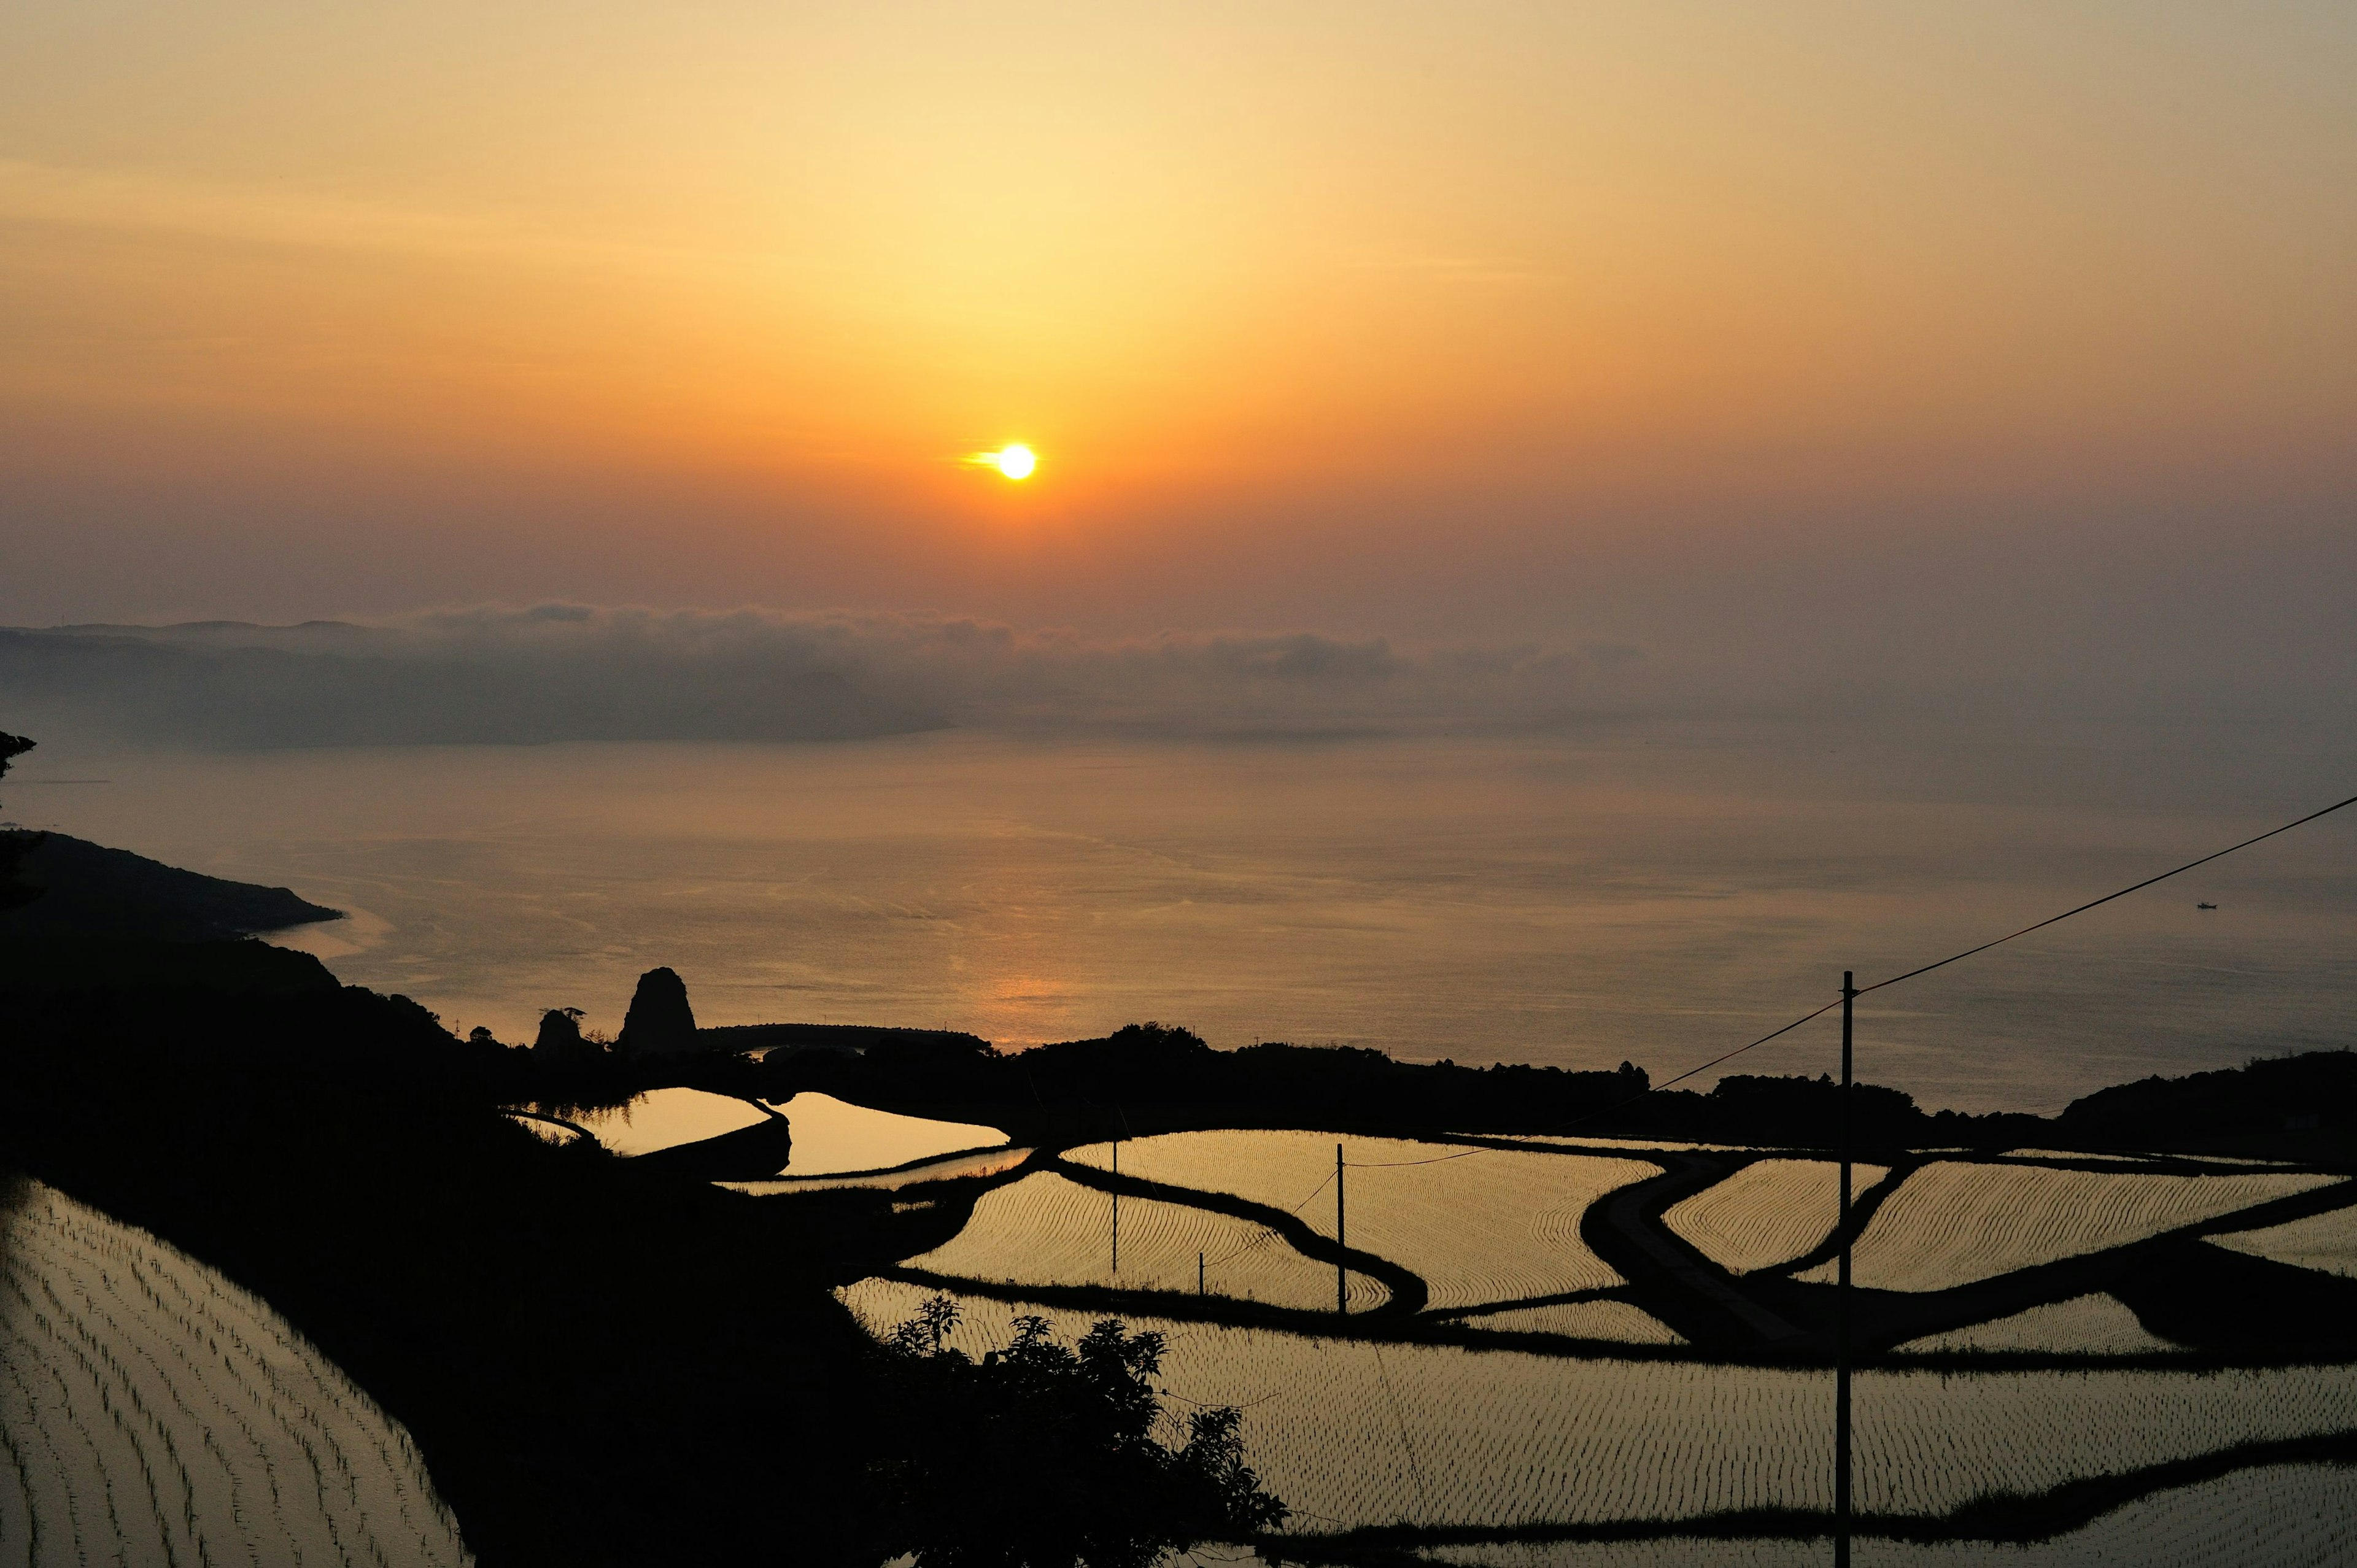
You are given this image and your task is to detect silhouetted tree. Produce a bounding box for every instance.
[0,730,42,912]
[535,1005,592,1055]
[877,1294,1287,1567]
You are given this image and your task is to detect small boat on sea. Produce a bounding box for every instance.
[2197,902,2217,910]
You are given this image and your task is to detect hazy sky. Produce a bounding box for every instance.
[3,2,2351,701]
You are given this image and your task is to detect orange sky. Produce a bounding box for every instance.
[2,2,2353,661]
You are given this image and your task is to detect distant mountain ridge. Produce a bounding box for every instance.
[0,831,343,942]
[0,620,950,746]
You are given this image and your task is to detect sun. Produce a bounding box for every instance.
[967,443,1037,481]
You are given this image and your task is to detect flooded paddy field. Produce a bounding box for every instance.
[0,1176,471,1567]
[824,1126,2357,1561]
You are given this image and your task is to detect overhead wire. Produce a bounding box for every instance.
[1854,790,2357,996]
[1337,787,2357,1170]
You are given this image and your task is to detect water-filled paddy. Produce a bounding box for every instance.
[843,1276,2357,1531]
[568,1086,772,1156]
[832,1125,2357,1555]
[1068,1131,1656,1310]
[2209,1205,2357,1280]
[1793,1162,2337,1291]
[762,1091,1005,1176]
[1663,1157,1892,1275]
[0,1175,472,1567]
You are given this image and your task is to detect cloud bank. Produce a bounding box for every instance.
[0,606,1648,749]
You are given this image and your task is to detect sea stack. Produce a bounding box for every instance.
[617,967,699,1056]
[533,1007,590,1056]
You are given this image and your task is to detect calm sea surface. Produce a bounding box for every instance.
[11,718,2355,1114]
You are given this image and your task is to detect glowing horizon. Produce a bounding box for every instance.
[1,1,2351,667]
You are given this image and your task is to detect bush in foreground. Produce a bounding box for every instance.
[875,1294,1287,1567]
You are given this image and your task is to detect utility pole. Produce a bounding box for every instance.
[1836,970,1857,1568]
[1199,1251,1206,1296]
[1336,1143,1347,1315]
[1111,1138,1120,1276]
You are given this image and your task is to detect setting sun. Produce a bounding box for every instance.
[977,444,1035,481]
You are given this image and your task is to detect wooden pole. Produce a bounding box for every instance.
[1112,1138,1120,1276]
[1836,970,1856,1568]
[1336,1143,1347,1315]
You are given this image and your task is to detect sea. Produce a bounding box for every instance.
[9,715,2354,1116]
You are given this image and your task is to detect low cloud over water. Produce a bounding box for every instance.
[0,605,1646,747]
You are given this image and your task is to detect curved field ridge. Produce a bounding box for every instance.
[569,1087,770,1156]
[1418,1462,2357,1565]
[1795,1164,2340,1293]
[1069,1132,1657,1310]
[1896,1293,2178,1356]
[842,1278,2357,1533]
[2210,1207,2357,1280]
[1458,1299,1684,1345]
[905,1171,1387,1310]
[0,1176,473,1567]
[1662,1160,1890,1276]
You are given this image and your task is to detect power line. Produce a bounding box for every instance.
[1340,787,2357,1168]
[1856,790,2357,995]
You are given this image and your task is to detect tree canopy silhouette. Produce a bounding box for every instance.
[876,1292,1287,1567]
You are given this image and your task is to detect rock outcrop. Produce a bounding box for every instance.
[533,1007,592,1056]
[617,967,699,1056]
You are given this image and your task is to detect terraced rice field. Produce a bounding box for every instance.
[1067,1132,1656,1309]
[0,1177,472,1567]
[841,1277,2357,1534]
[722,1145,1032,1194]
[1415,1462,2357,1565]
[568,1087,771,1156]
[1455,1299,1684,1344]
[1662,1159,1891,1275]
[902,1171,1387,1310]
[1894,1292,2177,1356]
[764,1092,1006,1176]
[1794,1162,2341,1292]
[1478,1135,1754,1153]
[2208,1203,2357,1279]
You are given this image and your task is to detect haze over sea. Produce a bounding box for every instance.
[14,714,2353,1116]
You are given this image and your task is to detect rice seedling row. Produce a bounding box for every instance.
[2207,1204,2357,1280]
[1067,1132,1657,1310]
[1892,1292,2178,1356]
[1794,1164,2340,1292]
[1452,1299,1685,1345]
[840,1278,2357,1534]
[902,1170,1388,1311]
[0,1179,473,1567]
[1415,1460,2357,1566]
[1662,1160,1892,1276]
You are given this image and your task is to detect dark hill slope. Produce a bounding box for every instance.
[0,830,341,941]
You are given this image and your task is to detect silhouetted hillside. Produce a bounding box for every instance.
[0,936,341,995]
[2060,1049,2357,1155]
[0,830,342,941]
[761,1021,1660,1143]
